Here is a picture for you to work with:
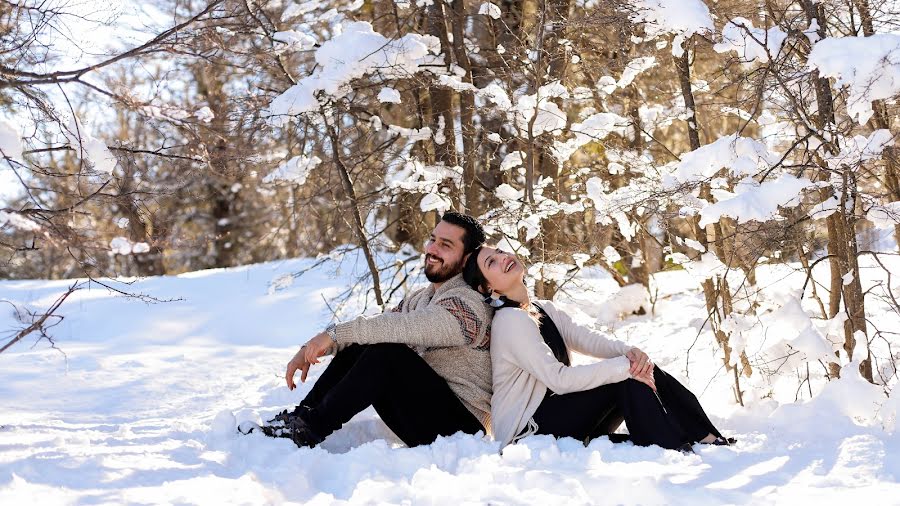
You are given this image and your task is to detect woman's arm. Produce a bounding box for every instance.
[493,309,631,394]
[539,301,633,359]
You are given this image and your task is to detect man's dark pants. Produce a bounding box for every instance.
[298,343,483,447]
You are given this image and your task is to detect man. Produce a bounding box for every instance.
[249,211,493,448]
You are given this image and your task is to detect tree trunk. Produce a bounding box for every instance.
[802,0,871,380]
[674,37,748,403]
[323,112,384,308]
[449,0,479,215]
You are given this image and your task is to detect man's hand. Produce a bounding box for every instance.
[625,347,654,377]
[285,332,334,390]
[303,332,333,365]
[285,346,312,390]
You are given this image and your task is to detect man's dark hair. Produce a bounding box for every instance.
[440,211,486,255]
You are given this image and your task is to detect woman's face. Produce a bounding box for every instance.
[476,247,524,295]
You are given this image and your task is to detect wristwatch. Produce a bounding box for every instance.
[324,322,338,343]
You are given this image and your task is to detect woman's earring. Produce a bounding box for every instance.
[487,291,505,308]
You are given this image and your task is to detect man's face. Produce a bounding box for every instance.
[424,220,467,283]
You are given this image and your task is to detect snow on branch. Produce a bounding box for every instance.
[713,17,787,64]
[61,116,117,174]
[513,81,569,137]
[667,133,776,184]
[630,0,714,56]
[272,30,318,53]
[384,161,461,213]
[0,120,25,163]
[697,174,815,227]
[823,129,895,171]
[722,293,836,370]
[263,155,323,185]
[266,22,442,125]
[616,57,657,88]
[0,210,41,232]
[808,34,900,124]
[553,112,629,162]
[866,201,900,230]
[478,2,502,19]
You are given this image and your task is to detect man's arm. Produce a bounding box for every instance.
[288,289,490,385]
[334,294,488,348]
[300,292,489,360]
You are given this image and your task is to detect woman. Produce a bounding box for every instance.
[463,245,730,450]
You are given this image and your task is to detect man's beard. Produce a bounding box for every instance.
[424,254,463,283]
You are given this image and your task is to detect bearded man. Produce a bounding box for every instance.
[245,212,493,448]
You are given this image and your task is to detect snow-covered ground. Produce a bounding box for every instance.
[1,253,899,504]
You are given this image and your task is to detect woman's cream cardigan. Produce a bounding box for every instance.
[490,300,634,447]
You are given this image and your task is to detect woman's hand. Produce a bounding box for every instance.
[625,347,654,377]
[632,369,657,392]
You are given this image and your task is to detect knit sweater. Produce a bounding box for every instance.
[334,274,494,430]
[490,300,634,447]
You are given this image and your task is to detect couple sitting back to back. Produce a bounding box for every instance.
[251,211,727,451]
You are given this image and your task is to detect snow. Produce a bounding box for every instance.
[843,271,855,286]
[617,57,657,88]
[419,192,452,212]
[570,112,628,145]
[110,236,134,255]
[282,1,319,20]
[132,242,151,254]
[669,134,775,184]
[62,117,118,174]
[495,183,521,201]
[109,237,151,255]
[594,284,650,323]
[808,34,900,124]
[554,112,628,162]
[499,151,526,171]
[698,174,815,227]
[748,293,836,364]
[478,2,502,19]
[684,238,705,252]
[263,155,322,185]
[433,116,447,145]
[714,18,788,64]
[266,22,441,124]
[377,87,402,104]
[597,75,617,95]
[0,211,40,232]
[193,107,215,123]
[478,83,512,109]
[272,30,318,52]
[867,201,900,229]
[0,120,24,162]
[513,81,569,137]
[809,195,840,220]
[1,253,900,503]
[387,124,432,143]
[630,0,715,56]
[825,129,895,171]
[384,161,461,213]
[682,251,727,282]
[602,245,622,263]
